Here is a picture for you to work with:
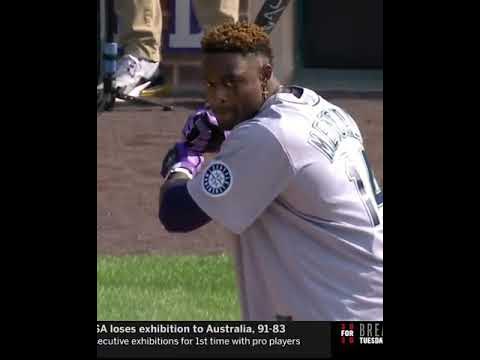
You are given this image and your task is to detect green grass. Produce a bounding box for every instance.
[97,254,241,321]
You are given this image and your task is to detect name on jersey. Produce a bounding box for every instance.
[307,108,362,162]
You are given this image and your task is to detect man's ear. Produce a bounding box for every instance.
[261,64,273,81]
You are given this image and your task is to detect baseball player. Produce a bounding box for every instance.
[159,22,383,321]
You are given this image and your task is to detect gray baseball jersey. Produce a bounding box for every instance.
[187,86,383,321]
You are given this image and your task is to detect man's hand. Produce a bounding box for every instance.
[161,142,204,179]
[182,107,229,153]
[161,107,230,179]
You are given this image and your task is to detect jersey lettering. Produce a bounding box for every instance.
[308,108,362,161]
[346,150,382,227]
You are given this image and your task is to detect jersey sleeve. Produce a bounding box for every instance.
[187,122,295,234]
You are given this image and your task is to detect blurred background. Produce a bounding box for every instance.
[98,0,383,95]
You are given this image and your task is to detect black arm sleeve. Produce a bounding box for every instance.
[158,179,212,232]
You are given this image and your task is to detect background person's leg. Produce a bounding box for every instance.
[115,0,162,62]
[192,0,239,29]
[113,0,162,94]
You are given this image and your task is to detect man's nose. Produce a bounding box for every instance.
[211,86,228,105]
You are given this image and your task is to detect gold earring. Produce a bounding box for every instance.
[262,82,269,101]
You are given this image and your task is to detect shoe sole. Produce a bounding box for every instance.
[122,81,152,98]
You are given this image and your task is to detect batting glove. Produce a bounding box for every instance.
[182,107,229,153]
[161,142,204,179]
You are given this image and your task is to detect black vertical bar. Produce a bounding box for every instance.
[104,0,114,93]
[103,0,116,109]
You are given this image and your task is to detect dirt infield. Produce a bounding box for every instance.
[97,93,383,255]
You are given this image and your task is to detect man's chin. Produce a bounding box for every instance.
[217,116,236,131]
[219,124,233,132]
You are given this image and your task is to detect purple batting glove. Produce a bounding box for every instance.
[182,107,230,153]
[161,142,204,178]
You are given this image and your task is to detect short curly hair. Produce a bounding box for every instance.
[201,22,273,62]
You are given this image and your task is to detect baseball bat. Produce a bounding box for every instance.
[254,0,291,34]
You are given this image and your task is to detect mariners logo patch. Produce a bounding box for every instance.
[202,161,233,197]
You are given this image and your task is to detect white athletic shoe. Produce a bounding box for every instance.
[98,54,160,96]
